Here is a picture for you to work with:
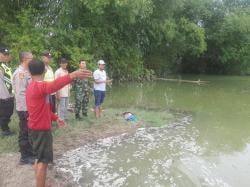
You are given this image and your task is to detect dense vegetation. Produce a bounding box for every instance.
[0,0,250,79]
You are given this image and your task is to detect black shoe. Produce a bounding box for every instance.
[75,114,82,120]
[19,156,35,165]
[82,113,88,117]
[2,130,15,136]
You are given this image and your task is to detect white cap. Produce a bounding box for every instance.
[97,59,105,65]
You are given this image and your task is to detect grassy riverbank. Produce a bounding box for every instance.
[0,107,176,187]
[0,107,175,154]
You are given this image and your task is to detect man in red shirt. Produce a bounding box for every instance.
[27,59,91,187]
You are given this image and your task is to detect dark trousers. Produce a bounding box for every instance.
[17,111,33,157]
[0,97,14,132]
[49,95,56,113]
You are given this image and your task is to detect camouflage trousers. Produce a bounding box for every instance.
[75,92,89,116]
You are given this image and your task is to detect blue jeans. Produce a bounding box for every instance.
[94,90,105,107]
[58,97,69,120]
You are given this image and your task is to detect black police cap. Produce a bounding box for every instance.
[0,47,9,55]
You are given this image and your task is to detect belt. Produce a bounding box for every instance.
[0,97,14,101]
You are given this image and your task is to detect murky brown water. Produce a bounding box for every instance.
[57,75,250,187]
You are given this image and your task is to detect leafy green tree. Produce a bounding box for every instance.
[1,0,250,76]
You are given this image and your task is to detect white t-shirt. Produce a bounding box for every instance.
[93,69,107,91]
[55,68,70,97]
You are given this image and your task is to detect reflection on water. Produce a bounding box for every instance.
[57,76,250,186]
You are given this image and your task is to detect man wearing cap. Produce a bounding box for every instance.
[13,52,34,164]
[42,51,56,113]
[93,59,112,118]
[0,47,14,136]
[74,60,91,119]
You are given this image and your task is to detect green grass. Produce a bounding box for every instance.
[0,108,175,154]
[101,107,174,127]
[0,113,20,153]
[136,109,174,127]
[0,111,97,154]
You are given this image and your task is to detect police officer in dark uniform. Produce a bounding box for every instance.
[0,47,14,136]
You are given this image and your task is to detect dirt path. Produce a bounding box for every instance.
[0,122,138,187]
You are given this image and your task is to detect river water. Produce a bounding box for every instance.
[56,75,250,187]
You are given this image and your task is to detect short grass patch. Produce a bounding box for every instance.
[0,107,175,154]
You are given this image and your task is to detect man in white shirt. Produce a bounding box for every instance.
[55,58,70,120]
[93,60,112,118]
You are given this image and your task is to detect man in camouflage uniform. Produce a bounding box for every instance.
[74,60,91,119]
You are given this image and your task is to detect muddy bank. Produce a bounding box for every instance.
[0,108,180,187]
[52,121,140,187]
[0,121,139,187]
